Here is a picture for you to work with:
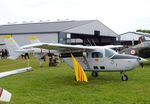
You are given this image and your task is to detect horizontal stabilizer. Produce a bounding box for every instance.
[0,42,5,45]
[0,67,32,78]
[0,88,11,102]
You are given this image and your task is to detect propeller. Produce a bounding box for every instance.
[137,57,147,68]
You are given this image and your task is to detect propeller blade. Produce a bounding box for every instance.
[137,57,147,69]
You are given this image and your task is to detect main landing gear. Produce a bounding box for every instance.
[91,71,98,77]
[120,72,128,81]
[91,71,128,81]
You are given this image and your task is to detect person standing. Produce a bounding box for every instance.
[1,49,5,59]
[24,53,29,59]
[48,52,53,67]
[39,55,45,67]
[4,49,8,58]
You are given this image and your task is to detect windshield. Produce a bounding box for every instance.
[105,48,116,58]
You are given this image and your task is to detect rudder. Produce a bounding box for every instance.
[3,35,22,60]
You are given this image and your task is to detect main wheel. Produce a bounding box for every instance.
[121,74,128,81]
[91,71,98,77]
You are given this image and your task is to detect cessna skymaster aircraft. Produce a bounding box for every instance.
[3,36,49,60]
[21,42,146,81]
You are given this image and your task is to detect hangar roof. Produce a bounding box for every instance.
[0,20,117,37]
[119,32,150,37]
[118,32,150,41]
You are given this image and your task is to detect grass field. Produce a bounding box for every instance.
[0,57,150,104]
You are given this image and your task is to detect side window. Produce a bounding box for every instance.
[92,52,103,58]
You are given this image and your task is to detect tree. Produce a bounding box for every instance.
[136,29,150,34]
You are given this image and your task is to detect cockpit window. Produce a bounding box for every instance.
[105,49,116,58]
[92,52,103,58]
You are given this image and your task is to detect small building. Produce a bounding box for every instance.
[118,32,150,47]
[0,20,117,46]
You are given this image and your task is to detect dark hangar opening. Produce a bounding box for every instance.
[59,32,116,46]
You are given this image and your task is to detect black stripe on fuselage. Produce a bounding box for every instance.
[111,54,137,59]
[60,52,83,58]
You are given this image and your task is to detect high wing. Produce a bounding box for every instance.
[22,42,122,52]
[21,43,95,52]
[103,45,123,48]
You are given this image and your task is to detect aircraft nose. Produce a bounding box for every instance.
[137,57,147,63]
[137,57,147,68]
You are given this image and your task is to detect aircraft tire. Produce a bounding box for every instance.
[121,74,128,81]
[92,71,98,77]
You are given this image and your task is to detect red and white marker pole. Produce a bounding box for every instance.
[0,88,11,102]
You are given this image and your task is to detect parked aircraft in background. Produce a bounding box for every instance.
[21,42,146,81]
[3,35,49,60]
[120,41,150,58]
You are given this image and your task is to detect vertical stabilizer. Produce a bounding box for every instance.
[28,36,47,59]
[28,36,41,44]
[3,35,22,60]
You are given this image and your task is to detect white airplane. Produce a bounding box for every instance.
[3,36,49,60]
[21,42,146,81]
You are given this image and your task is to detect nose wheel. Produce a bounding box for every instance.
[121,72,128,81]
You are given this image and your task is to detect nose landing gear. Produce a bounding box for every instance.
[120,72,128,81]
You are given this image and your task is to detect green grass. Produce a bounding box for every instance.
[0,57,150,104]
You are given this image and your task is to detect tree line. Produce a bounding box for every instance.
[136,29,150,34]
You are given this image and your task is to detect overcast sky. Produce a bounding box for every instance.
[0,0,150,34]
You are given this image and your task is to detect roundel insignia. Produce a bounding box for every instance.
[130,49,136,55]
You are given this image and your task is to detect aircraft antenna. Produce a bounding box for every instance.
[87,39,92,46]
[92,39,96,46]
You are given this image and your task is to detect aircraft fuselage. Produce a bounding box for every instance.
[61,47,142,72]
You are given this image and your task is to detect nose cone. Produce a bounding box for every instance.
[137,57,147,68]
[138,57,148,63]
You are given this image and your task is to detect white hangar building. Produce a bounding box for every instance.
[0,20,117,46]
[118,32,150,46]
